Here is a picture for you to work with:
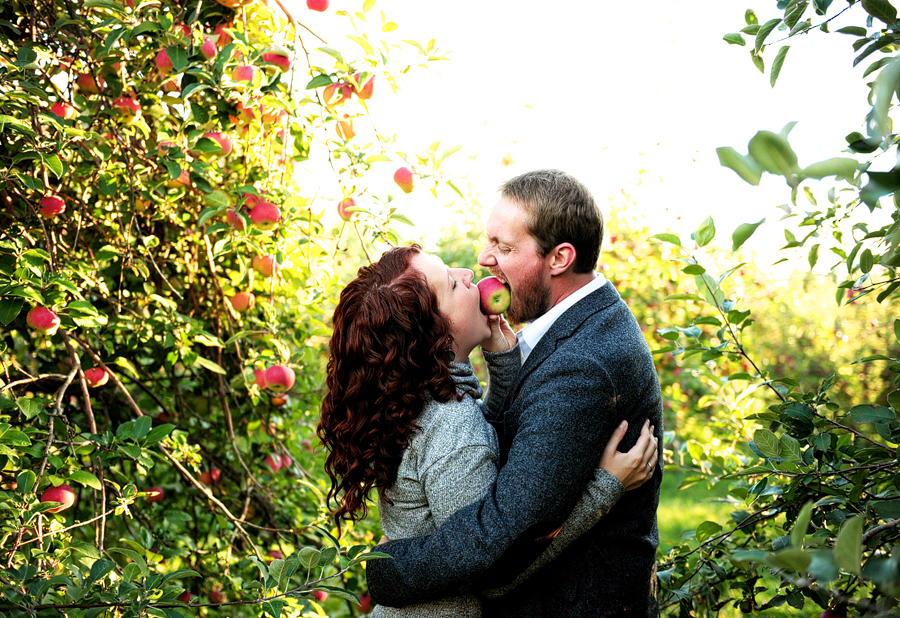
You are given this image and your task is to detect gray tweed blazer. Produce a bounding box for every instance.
[366,280,663,617]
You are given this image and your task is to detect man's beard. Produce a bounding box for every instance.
[505,269,551,325]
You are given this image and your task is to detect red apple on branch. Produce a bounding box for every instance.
[336,115,355,140]
[41,483,75,513]
[393,166,415,194]
[147,486,164,503]
[249,201,280,230]
[50,102,77,120]
[40,195,66,219]
[252,254,280,278]
[264,454,282,473]
[200,37,218,61]
[230,292,255,312]
[202,131,233,156]
[322,82,352,109]
[76,73,104,95]
[83,367,109,387]
[337,198,359,222]
[352,72,374,100]
[112,97,141,123]
[155,49,173,75]
[198,469,221,486]
[262,47,292,72]
[231,64,257,86]
[307,0,329,10]
[27,306,61,335]
[264,365,295,392]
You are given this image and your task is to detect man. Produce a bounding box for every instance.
[366,169,663,617]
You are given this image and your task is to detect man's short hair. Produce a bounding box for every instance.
[499,169,603,274]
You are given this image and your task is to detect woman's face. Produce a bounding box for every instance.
[411,252,493,362]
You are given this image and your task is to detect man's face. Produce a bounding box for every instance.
[478,197,551,324]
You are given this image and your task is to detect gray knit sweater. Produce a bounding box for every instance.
[372,346,625,617]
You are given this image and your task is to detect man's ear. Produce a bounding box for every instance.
[546,243,576,276]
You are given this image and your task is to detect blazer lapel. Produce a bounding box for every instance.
[502,281,621,412]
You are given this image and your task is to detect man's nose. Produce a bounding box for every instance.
[478,245,495,267]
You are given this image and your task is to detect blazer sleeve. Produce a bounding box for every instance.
[366,350,622,607]
[480,468,625,598]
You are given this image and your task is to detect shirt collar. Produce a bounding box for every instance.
[517,274,606,362]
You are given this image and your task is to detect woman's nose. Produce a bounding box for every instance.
[455,268,474,287]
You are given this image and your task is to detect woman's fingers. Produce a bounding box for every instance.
[603,421,628,458]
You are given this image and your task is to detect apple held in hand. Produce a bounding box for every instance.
[476,276,511,315]
[41,483,75,513]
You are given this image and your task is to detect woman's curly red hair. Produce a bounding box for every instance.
[317,244,460,532]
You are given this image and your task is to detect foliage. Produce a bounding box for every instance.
[0,0,461,616]
[657,1,900,615]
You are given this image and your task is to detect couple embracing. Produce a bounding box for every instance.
[318,169,663,617]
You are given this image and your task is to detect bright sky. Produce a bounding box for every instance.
[287,0,874,266]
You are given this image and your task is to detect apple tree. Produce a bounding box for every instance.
[0,0,460,615]
[654,1,900,616]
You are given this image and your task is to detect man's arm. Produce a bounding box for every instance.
[366,351,620,607]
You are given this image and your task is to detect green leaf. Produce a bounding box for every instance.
[834,515,863,574]
[808,243,820,269]
[694,217,716,248]
[695,520,722,542]
[779,434,802,462]
[297,547,321,569]
[872,57,900,141]
[766,548,811,572]
[68,471,101,490]
[652,233,682,247]
[17,470,36,493]
[716,146,762,185]
[145,424,175,445]
[745,9,758,24]
[16,397,43,420]
[190,102,208,125]
[836,26,868,36]
[362,0,376,12]
[732,219,765,251]
[108,547,149,579]
[894,318,900,344]
[723,33,746,46]
[791,501,813,550]
[801,157,857,181]
[306,74,333,89]
[194,356,226,375]
[755,18,782,52]
[42,154,64,178]
[860,248,874,273]
[0,298,24,325]
[770,46,790,87]
[748,130,799,179]
[346,34,374,55]
[382,21,398,32]
[167,46,188,73]
[753,428,781,458]
[849,404,895,423]
[0,429,31,446]
[750,50,765,73]
[682,264,705,275]
[133,415,152,440]
[862,0,898,24]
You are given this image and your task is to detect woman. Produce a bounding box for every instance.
[318,244,657,616]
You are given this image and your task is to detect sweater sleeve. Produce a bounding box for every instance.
[479,344,520,425]
[480,468,624,598]
[366,351,621,607]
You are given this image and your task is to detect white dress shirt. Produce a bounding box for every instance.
[516,274,607,362]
